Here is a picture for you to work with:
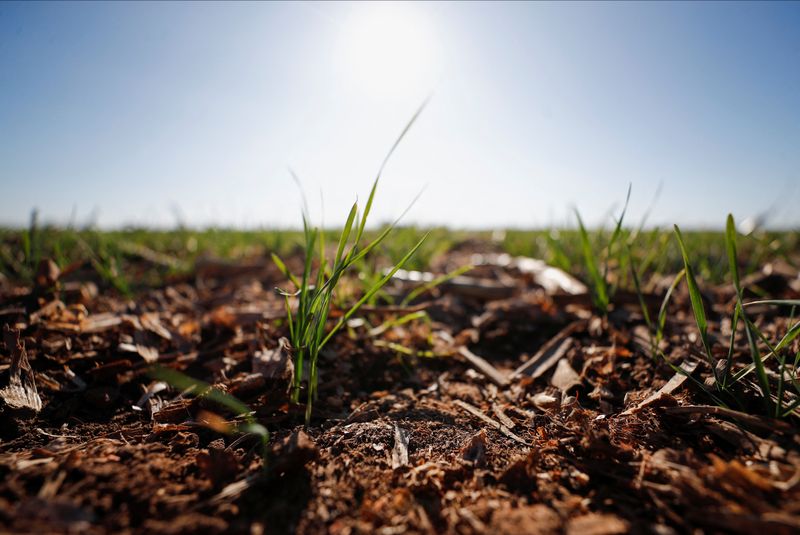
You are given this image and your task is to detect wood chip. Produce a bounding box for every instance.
[512,334,575,380]
[566,513,629,535]
[512,319,586,379]
[460,429,488,467]
[491,403,516,429]
[457,347,508,386]
[269,430,319,475]
[469,253,588,295]
[391,268,514,301]
[391,424,409,469]
[136,344,159,364]
[453,399,527,445]
[140,313,172,340]
[511,255,588,295]
[551,358,581,391]
[16,457,54,470]
[621,360,697,416]
[209,475,259,505]
[79,313,124,334]
[253,337,294,383]
[531,392,559,411]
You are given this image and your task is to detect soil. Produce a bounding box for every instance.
[1,251,799,534]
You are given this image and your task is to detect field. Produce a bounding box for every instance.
[1,220,800,534]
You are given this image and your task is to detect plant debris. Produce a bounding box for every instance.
[1,233,800,534]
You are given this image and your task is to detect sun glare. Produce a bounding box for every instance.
[338,3,438,99]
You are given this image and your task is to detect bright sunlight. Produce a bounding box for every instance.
[337,3,439,99]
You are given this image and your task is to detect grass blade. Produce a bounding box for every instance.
[151,367,269,457]
[152,367,254,420]
[271,253,301,289]
[604,183,632,282]
[743,299,800,308]
[740,309,774,414]
[725,215,742,293]
[400,264,473,306]
[627,244,651,329]
[320,233,429,349]
[723,214,742,387]
[657,269,685,342]
[576,210,608,313]
[674,225,717,382]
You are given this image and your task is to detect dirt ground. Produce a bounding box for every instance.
[1,248,799,534]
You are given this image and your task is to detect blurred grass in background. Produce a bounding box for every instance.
[1,223,798,295]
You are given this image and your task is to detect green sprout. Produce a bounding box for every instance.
[272,106,428,425]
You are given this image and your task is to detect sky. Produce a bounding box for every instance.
[1,1,799,230]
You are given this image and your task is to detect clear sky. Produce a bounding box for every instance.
[1,1,799,229]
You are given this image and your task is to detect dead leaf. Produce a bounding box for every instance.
[1,326,42,414]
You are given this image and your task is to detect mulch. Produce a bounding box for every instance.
[1,252,799,534]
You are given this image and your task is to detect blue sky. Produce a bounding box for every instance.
[1,1,799,229]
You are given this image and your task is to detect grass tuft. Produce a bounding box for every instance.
[272,106,428,425]
[573,185,631,315]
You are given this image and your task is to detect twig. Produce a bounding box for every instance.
[453,399,527,445]
[491,403,516,429]
[621,361,698,416]
[457,347,508,387]
[511,319,586,379]
[512,336,574,380]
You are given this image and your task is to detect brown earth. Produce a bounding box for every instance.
[1,251,799,534]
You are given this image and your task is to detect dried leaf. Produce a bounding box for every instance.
[1,326,42,414]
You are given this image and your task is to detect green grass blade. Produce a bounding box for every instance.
[400,264,474,306]
[781,397,800,418]
[603,184,632,303]
[605,184,632,269]
[545,231,571,273]
[744,314,787,416]
[657,269,685,341]
[320,233,429,349]
[725,214,742,293]
[731,311,800,384]
[151,367,254,418]
[334,202,359,269]
[369,310,430,337]
[316,225,327,289]
[271,253,301,289]
[740,308,773,413]
[673,225,716,378]
[627,244,652,329]
[353,98,429,248]
[375,97,430,181]
[663,358,729,408]
[575,209,608,312]
[345,188,424,271]
[723,303,740,388]
[151,367,269,457]
[723,214,742,388]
